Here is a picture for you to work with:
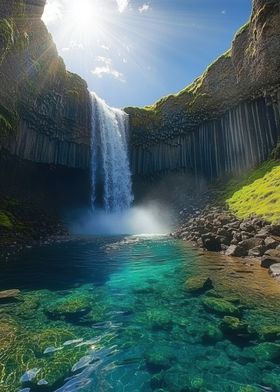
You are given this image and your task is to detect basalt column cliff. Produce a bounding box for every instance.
[0,0,92,210]
[126,0,280,179]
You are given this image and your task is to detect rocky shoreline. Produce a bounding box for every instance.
[172,205,280,280]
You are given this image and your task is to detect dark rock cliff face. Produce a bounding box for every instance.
[126,0,280,178]
[0,0,91,169]
[0,0,92,212]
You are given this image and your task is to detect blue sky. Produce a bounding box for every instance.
[43,0,252,108]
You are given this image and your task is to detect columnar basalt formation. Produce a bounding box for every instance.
[0,0,91,169]
[126,0,280,178]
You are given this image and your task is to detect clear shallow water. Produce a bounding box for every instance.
[1,236,280,392]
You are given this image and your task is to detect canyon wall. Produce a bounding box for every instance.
[0,0,91,169]
[126,0,280,179]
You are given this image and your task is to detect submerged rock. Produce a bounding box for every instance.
[0,289,21,303]
[261,249,280,268]
[20,368,41,382]
[184,276,213,293]
[145,348,175,372]
[202,297,240,316]
[199,323,223,343]
[140,309,173,331]
[44,294,92,321]
[71,355,93,372]
[220,316,249,336]
[243,343,280,362]
[43,346,63,354]
[256,325,280,341]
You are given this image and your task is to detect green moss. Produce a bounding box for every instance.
[235,22,250,38]
[255,325,280,341]
[44,294,93,321]
[202,297,240,316]
[0,18,14,62]
[138,309,173,331]
[252,342,280,362]
[0,211,14,230]
[184,276,213,293]
[226,161,280,223]
[0,104,18,135]
[237,386,259,392]
[220,316,249,335]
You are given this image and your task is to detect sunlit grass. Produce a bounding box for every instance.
[227,161,280,223]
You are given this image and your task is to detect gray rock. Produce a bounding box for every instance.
[264,237,279,250]
[202,233,221,252]
[269,225,280,237]
[262,253,280,268]
[248,245,266,257]
[269,264,280,278]
[265,249,280,258]
[225,245,239,257]
[237,238,264,256]
[240,222,255,233]
[0,289,21,301]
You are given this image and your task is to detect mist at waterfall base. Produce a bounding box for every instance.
[69,203,171,236]
[68,93,171,236]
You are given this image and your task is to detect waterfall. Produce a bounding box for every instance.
[90,92,133,212]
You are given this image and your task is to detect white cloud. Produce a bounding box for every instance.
[116,0,129,12]
[139,4,150,13]
[221,10,226,15]
[92,56,125,82]
[42,0,63,24]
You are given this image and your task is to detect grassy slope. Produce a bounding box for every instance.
[223,160,280,224]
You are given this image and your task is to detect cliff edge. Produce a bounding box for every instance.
[0,0,91,169]
[126,0,280,148]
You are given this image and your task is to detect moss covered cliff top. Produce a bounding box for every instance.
[126,0,280,145]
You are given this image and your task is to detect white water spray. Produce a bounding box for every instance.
[69,93,170,235]
[91,92,133,212]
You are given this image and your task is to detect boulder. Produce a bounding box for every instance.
[202,233,221,252]
[202,297,240,316]
[269,264,280,278]
[220,316,249,336]
[225,245,246,257]
[248,245,266,257]
[44,294,92,322]
[184,277,213,293]
[236,238,264,256]
[145,348,175,372]
[0,289,21,303]
[269,225,280,237]
[252,343,280,362]
[264,237,280,250]
[256,325,280,341]
[265,249,280,258]
[261,250,280,268]
[240,222,255,233]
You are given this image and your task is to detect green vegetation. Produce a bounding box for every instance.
[0,104,18,135]
[0,211,13,229]
[235,22,250,38]
[225,160,280,223]
[0,18,14,62]
[202,297,240,316]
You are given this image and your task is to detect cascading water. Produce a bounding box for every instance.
[69,93,173,235]
[90,92,133,212]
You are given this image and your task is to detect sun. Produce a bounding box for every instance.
[68,0,102,34]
